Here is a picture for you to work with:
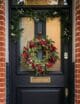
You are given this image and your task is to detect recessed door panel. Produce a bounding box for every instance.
[17,88,64,104]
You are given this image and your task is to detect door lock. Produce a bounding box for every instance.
[65,88,69,97]
[64,52,68,59]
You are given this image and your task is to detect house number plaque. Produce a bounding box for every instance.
[30,76,51,83]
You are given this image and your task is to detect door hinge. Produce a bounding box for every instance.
[65,88,69,97]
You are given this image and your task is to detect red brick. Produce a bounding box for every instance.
[76,68,80,73]
[76,36,80,42]
[76,26,80,31]
[75,52,80,57]
[75,63,80,68]
[0,52,5,57]
[0,1,5,104]
[0,98,5,103]
[0,42,5,46]
[75,79,80,83]
[0,37,5,41]
[0,63,5,67]
[75,94,80,99]
[0,5,5,11]
[0,93,5,98]
[0,31,5,35]
[0,68,5,72]
[76,58,80,62]
[76,42,80,47]
[0,102,5,104]
[0,58,5,62]
[0,21,5,26]
[76,15,80,20]
[0,47,5,51]
[0,26,5,31]
[0,72,5,77]
[0,88,5,92]
[76,5,80,10]
[76,9,80,15]
[76,32,80,36]
[75,73,80,78]
[0,78,5,82]
[75,84,80,89]
[0,15,5,20]
[75,48,80,53]
[75,89,80,94]
[0,9,4,14]
[76,100,80,104]
[77,21,80,25]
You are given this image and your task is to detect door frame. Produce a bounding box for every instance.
[6,1,74,104]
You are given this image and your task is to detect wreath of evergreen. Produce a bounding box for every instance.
[21,34,59,75]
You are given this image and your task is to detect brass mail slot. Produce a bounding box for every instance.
[30,76,51,83]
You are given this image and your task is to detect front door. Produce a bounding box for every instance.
[9,6,72,104]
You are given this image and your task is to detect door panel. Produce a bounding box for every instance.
[15,75,64,104]
[17,88,64,104]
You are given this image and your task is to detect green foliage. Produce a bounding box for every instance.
[10,10,23,40]
[11,8,71,41]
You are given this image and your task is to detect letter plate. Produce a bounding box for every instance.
[30,76,51,83]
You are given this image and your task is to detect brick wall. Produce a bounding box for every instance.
[0,0,6,104]
[75,0,80,104]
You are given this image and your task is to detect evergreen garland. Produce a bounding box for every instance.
[10,7,71,41]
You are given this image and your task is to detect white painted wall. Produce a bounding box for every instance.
[72,0,76,62]
[5,0,9,63]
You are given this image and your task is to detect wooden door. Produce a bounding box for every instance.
[9,7,72,104]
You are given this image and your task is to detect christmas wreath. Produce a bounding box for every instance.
[21,34,59,76]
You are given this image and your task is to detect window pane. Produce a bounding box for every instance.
[12,0,64,5]
[20,17,61,72]
[46,17,61,71]
[20,17,34,53]
[20,17,34,71]
[37,22,43,34]
[24,0,59,5]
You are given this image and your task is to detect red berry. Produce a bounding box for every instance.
[29,41,35,48]
[32,63,35,69]
[23,47,28,51]
[49,57,55,63]
[38,68,43,74]
[50,44,56,52]
[46,62,53,68]
[39,39,47,46]
[22,51,28,58]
